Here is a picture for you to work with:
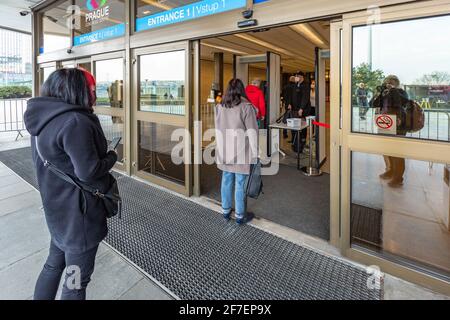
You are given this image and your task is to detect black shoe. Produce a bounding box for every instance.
[236,212,255,225]
[223,212,231,220]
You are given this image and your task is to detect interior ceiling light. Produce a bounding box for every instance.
[202,42,249,55]
[290,23,326,47]
[234,33,295,57]
[141,0,172,11]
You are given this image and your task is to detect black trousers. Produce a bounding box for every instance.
[34,240,99,300]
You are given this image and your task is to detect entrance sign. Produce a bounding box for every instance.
[136,0,247,32]
[74,23,125,46]
[375,114,397,135]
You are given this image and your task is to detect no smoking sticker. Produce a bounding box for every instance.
[376,115,394,129]
[374,114,397,135]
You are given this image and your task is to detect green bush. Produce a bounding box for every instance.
[0,86,32,99]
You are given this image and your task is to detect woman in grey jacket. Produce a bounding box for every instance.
[215,79,259,224]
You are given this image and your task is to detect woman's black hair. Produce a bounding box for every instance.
[40,68,94,109]
[222,78,248,108]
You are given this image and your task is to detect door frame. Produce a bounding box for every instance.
[335,0,450,294]
[131,41,193,196]
[91,51,127,172]
[329,19,343,248]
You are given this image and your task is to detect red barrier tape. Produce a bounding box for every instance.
[312,120,331,129]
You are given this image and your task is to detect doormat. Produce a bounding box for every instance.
[0,147,382,300]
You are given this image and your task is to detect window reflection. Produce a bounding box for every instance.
[95,58,124,109]
[138,121,185,184]
[352,15,450,142]
[98,114,124,163]
[42,1,72,53]
[136,0,199,19]
[139,50,185,115]
[351,152,450,278]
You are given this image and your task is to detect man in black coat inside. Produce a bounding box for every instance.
[286,71,312,153]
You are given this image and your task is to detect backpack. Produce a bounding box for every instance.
[245,159,263,199]
[404,100,425,133]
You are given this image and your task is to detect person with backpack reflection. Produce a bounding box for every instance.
[370,75,420,187]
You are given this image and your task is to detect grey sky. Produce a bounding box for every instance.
[353,15,450,84]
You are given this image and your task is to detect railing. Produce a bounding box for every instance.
[352,107,450,142]
[0,98,29,140]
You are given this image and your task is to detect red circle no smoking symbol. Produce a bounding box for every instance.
[376,115,393,129]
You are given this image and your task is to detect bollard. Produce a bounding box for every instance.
[301,116,322,177]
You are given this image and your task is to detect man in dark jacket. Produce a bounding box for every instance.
[370,75,410,187]
[24,69,117,300]
[286,71,311,153]
[282,76,296,138]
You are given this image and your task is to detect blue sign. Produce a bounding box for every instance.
[253,0,269,3]
[74,23,125,46]
[136,0,247,32]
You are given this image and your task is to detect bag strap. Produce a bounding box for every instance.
[34,136,103,197]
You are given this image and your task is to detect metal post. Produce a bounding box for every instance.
[301,117,322,177]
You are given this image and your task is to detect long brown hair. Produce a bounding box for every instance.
[222,78,248,108]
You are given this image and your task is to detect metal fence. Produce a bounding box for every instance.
[352,107,450,142]
[0,98,28,140]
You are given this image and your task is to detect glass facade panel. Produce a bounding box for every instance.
[95,58,124,109]
[98,114,124,163]
[0,28,32,89]
[139,50,185,115]
[351,151,450,278]
[135,0,247,32]
[138,121,185,184]
[136,0,199,19]
[73,0,125,46]
[41,0,72,53]
[352,15,450,142]
[42,66,56,83]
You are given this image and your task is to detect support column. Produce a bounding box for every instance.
[214,52,224,93]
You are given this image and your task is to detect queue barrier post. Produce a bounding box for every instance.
[301,116,323,177]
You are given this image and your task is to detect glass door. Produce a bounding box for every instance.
[92,52,126,171]
[37,61,58,94]
[132,42,192,195]
[338,2,450,292]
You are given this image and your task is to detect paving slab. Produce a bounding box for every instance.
[84,249,145,300]
[0,248,48,300]
[0,191,42,217]
[0,205,49,271]
[119,278,174,300]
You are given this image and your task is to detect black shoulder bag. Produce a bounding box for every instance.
[35,136,122,219]
[244,159,264,199]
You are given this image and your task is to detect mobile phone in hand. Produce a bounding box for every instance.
[109,137,122,150]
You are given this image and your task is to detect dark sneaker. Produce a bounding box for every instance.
[236,212,255,225]
[223,212,231,220]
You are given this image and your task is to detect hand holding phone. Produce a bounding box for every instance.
[109,137,122,151]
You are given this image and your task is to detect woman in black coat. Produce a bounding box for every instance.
[24,68,118,300]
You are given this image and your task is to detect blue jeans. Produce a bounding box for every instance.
[34,240,99,300]
[221,171,248,219]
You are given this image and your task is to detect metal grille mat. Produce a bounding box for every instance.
[0,147,382,300]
